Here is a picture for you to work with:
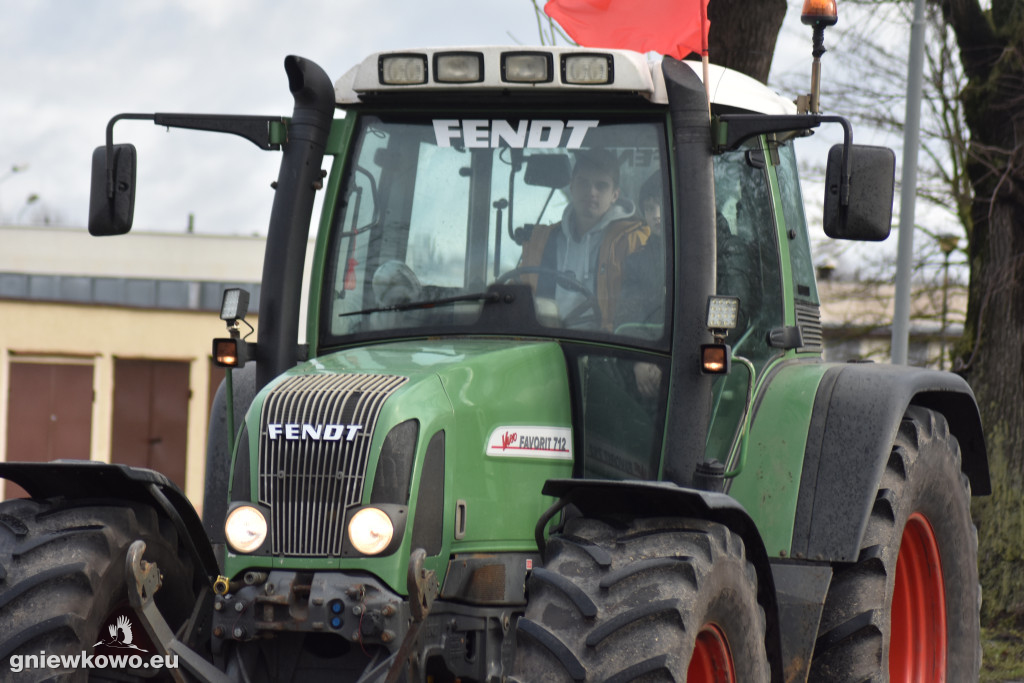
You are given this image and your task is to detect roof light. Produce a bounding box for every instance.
[562,54,613,85]
[502,52,552,83]
[801,0,838,26]
[379,54,428,85]
[435,52,483,83]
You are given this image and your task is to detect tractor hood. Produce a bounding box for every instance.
[226,338,574,591]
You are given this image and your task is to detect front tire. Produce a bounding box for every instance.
[810,406,981,681]
[0,498,201,682]
[513,516,769,682]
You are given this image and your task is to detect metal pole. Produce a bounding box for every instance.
[940,251,950,370]
[938,234,959,370]
[891,0,927,364]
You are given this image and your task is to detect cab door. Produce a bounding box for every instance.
[705,138,788,471]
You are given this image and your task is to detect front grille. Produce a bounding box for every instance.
[258,373,408,556]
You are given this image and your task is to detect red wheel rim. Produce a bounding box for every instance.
[687,623,736,683]
[890,512,947,682]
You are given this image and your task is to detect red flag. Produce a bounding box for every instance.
[544,0,709,60]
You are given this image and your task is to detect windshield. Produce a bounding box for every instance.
[321,114,669,348]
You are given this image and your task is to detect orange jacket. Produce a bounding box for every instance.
[519,219,649,330]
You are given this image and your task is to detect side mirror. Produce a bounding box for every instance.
[823,143,895,241]
[88,143,137,236]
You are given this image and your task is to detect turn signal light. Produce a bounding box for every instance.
[701,344,731,374]
[213,338,244,367]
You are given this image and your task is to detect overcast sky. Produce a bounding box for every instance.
[0,1,835,238]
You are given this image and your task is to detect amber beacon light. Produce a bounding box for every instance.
[800,0,839,114]
[801,0,838,26]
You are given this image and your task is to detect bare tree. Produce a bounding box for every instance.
[815,0,1024,625]
[939,0,1024,626]
[527,1,575,46]
[708,0,787,83]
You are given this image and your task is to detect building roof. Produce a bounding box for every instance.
[0,224,313,314]
[0,225,266,281]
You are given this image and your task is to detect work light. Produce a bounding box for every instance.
[502,53,551,83]
[702,296,739,375]
[563,54,613,85]
[379,54,428,85]
[435,52,483,83]
[706,296,740,332]
[220,288,250,323]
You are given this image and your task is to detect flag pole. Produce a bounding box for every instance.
[700,0,710,117]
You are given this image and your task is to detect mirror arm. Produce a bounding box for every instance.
[825,115,854,207]
[104,114,155,199]
[103,113,284,198]
[715,113,853,205]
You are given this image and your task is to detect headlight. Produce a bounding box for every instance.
[348,507,395,555]
[224,505,268,554]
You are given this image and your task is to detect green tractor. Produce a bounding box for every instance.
[0,26,988,683]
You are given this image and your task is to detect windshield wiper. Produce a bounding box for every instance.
[338,291,501,318]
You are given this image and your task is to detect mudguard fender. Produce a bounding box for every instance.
[0,461,219,579]
[792,363,989,563]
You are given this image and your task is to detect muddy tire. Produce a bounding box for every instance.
[0,498,201,682]
[513,516,769,682]
[810,406,981,681]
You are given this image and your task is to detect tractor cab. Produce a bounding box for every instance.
[316,49,802,485]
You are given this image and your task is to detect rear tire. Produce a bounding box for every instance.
[513,516,769,682]
[810,406,981,681]
[0,498,201,682]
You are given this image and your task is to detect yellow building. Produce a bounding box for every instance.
[0,225,314,510]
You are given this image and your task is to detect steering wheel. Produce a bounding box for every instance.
[495,266,602,327]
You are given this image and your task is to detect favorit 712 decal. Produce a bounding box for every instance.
[485,426,572,459]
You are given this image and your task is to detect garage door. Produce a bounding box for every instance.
[110,358,190,491]
[4,359,93,499]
